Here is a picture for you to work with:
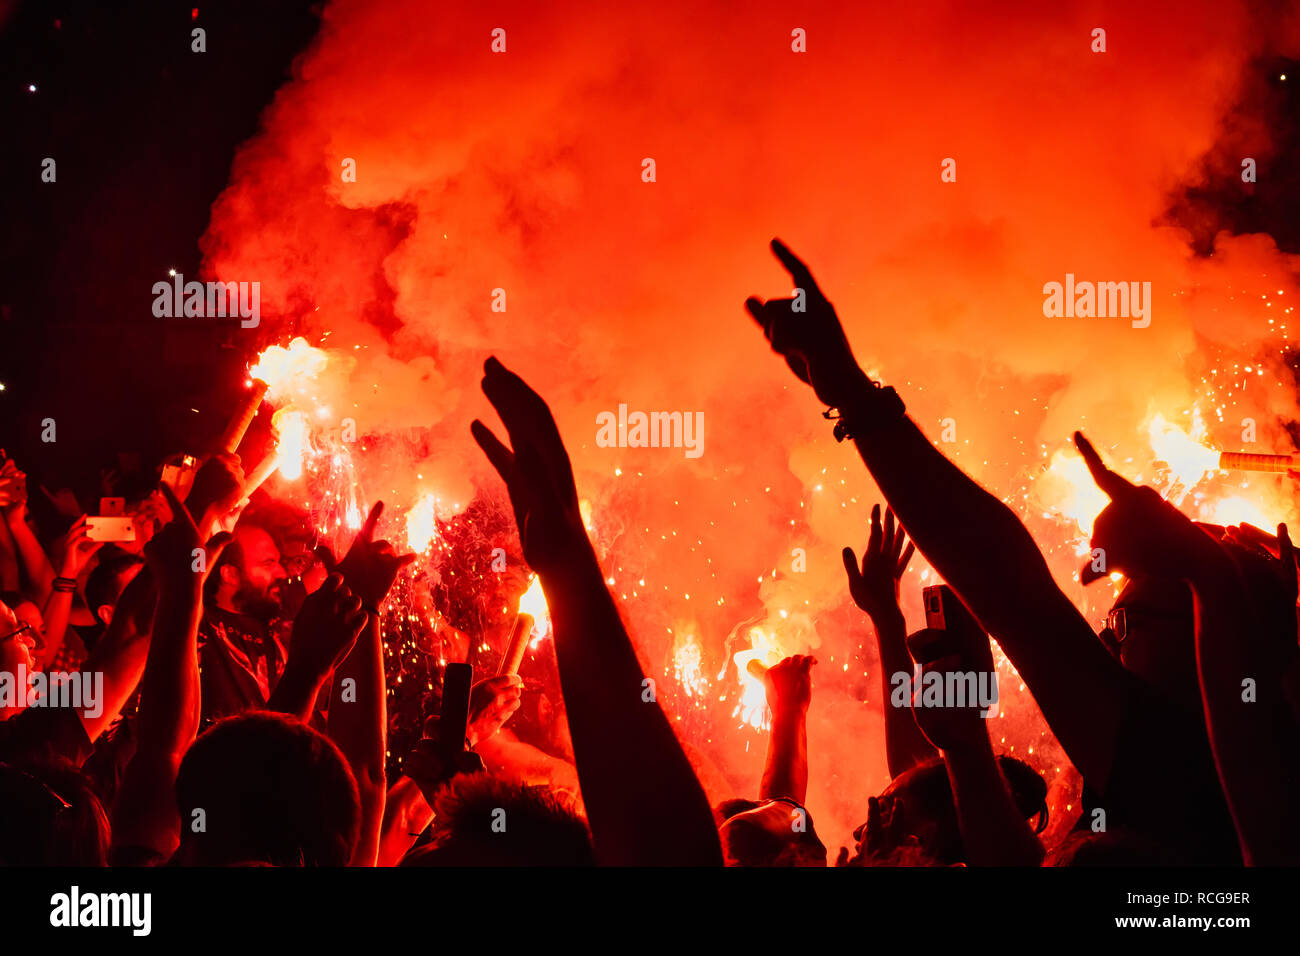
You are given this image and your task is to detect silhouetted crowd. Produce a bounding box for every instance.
[1,241,1296,866]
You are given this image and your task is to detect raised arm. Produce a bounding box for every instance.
[1076,437,1300,864]
[39,515,103,669]
[843,505,934,777]
[758,655,814,804]
[1,462,56,605]
[905,612,1043,866]
[327,502,414,867]
[111,483,230,860]
[267,572,368,723]
[744,240,1128,788]
[472,357,722,866]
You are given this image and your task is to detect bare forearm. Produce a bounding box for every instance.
[267,660,326,724]
[870,608,936,776]
[0,518,19,590]
[329,617,386,866]
[377,776,433,867]
[944,731,1043,866]
[5,510,54,603]
[136,587,203,758]
[545,546,722,866]
[841,383,1125,783]
[760,707,807,803]
[40,589,73,669]
[81,570,158,743]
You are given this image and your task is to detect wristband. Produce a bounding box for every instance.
[824,383,905,442]
[52,576,77,593]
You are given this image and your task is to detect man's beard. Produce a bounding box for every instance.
[234,584,282,622]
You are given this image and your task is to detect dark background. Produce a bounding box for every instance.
[0,0,322,500]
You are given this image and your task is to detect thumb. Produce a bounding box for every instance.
[205,531,234,566]
[842,547,863,587]
[314,545,338,572]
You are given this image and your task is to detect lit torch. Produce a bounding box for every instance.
[217,378,269,454]
[499,575,551,676]
[1218,452,1299,474]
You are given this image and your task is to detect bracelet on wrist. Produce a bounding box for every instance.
[52,576,77,593]
[824,382,905,442]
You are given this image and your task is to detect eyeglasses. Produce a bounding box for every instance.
[1104,605,1191,645]
[0,621,33,645]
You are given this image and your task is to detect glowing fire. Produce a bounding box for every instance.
[1147,409,1220,504]
[1202,495,1272,529]
[272,409,310,481]
[673,633,710,698]
[1041,448,1110,541]
[406,493,439,552]
[518,574,551,640]
[249,337,329,400]
[728,626,786,731]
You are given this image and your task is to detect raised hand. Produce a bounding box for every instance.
[471,356,589,574]
[843,504,916,620]
[39,484,81,520]
[466,674,524,748]
[288,572,369,677]
[185,452,247,537]
[0,459,27,515]
[1074,431,1220,583]
[762,654,815,715]
[333,501,416,611]
[905,612,996,752]
[144,482,232,589]
[744,239,867,407]
[56,515,104,578]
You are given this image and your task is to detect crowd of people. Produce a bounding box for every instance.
[1,239,1297,866]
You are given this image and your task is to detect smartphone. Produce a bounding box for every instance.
[99,496,126,517]
[438,662,473,761]
[160,455,199,497]
[918,584,980,662]
[85,516,137,543]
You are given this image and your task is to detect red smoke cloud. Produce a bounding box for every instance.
[202,0,1300,849]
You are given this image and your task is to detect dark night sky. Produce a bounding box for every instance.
[0,0,322,497]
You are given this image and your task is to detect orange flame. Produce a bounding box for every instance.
[405,493,439,552]
[249,337,328,400]
[728,626,785,731]
[272,408,310,480]
[1147,409,1220,504]
[518,574,551,640]
[672,632,710,698]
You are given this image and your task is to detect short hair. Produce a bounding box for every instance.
[201,521,268,602]
[0,758,110,866]
[855,754,1049,865]
[403,773,594,866]
[85,553,145,617]
[175,711,360,866]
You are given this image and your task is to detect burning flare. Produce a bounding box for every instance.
[249,337,329,401]
[726,626,786,731]
[518,574,551,641]
[406,493,439,552]
[272,409,310,481]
